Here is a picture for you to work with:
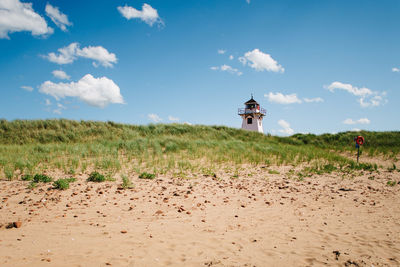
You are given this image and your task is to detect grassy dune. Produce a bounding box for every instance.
[0,119,398,180]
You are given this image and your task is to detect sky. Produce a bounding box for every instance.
[0,0,399,135]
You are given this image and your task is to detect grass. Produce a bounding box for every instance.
[139,172,156,179]
[0,119,398,180]
[21,174,33,181]
[33,174,52,183]
[288,131,400,158]
[121,174,134,189]
[87,172,106,182]
[53,178,76,190]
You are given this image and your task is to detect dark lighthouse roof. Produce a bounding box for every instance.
[244,96,258,105]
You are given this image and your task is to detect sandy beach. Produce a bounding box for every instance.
[1,165,399,266]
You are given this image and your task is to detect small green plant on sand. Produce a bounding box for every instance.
[33,174,52,183]
[53,178,76,190]
[87,171,106,182]
[27,182,38,189]
[21,174,33,181]
[139,172,156,179]
[387,180,397,187]
[268,169,280,175]
[121,174,134,189]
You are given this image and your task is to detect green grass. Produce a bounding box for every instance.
[33,174,52,183]
[139,172,156,179]
[121,174,134,189]
[21,174,33,181]
[288,131,400,157]
[53,178,76,190]
[87,171,106,182]
[0,119,398,180]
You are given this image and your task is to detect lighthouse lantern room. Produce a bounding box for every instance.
[238,95,266,133]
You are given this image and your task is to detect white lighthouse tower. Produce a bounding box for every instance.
[238,95,266,133]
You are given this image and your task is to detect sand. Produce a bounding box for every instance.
[1,166,399,266]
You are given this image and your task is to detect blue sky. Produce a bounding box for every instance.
[0,0,399,135]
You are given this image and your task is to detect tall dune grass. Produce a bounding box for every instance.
[0,119,397,180]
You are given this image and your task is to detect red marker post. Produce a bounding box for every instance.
[354,136,365,163]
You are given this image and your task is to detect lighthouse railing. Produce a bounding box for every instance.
[238,108,266,115]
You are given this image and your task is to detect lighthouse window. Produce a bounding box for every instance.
[247,117,252,124]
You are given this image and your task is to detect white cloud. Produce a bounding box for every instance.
[326,81,372,97]
[45,43,78,64]
[343,118,371,125]
[265,92,301,104]
[358,94,386,108]
[303,97,324,103]
[278,119,294,135]
[229,55,234,60]
[217,49,226,54]
[148,113,162,123]
[343,118,370,125]
[57,102,66,109]
[45,42,117,67]
[352,128,361,132]
[39,74,124,108]
[21,85,33,91]
[45,3,71,32]
[210,64,242,76]
[239,49,284,73]
[76,45,117,67]
[392,67,400,72]
[117,3,163,27]
[52,70,70,80]
[168,115,179,122]
[0,0,53,39]
[326,81,387,108]
[45,99,51,106]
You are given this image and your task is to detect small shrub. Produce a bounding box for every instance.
[268,170,280,175]
[139,172,156,179]
[53,179,70,190]
[33,174,52,183]
[21,174,33,181]
[28,182,38,189]
[53,178,77,190]
[87,171,105,182]
[121,174,134,189]
[387,180,396,187]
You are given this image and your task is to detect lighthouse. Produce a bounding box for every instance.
[238,95,266,133]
